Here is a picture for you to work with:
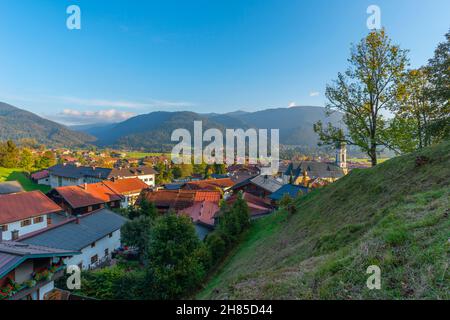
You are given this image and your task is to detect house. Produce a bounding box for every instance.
[0,241,78,300]
[269,184,309,205]
[0,191,63,241]
[19,209,127,271]
[180,200,220,227]
[227,164,260,184]
[180,178,235,195]
[0,181,25,195]
[102,178,149,207]
[47,164,112,188]
[140,189,222,214]
[30,170,50,186]
[227,192,273,218]
[47,183,122,216]
[109,166,157,187]
[231,175,283,199]
[283,143,348,186]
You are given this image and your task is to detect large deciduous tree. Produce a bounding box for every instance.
[425,30,450,142]
[314,29,408,166]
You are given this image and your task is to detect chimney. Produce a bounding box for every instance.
[11,230,19,241]
[84,183,88,190]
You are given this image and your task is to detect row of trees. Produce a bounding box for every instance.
[0,140,56,170]
[77,195,250,299]
[314,29,449,166]
[155,161,227,185]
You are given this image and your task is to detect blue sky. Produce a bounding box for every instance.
[0,0,448,125]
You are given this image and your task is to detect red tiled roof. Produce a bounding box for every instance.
[30,170,49,180]
[0,191,62,225]
[183,178,235,191]
[227,192,272,217]
[53,183,122,209]
[179,201,220,226]
[102,178,148,195]
[142,190,221,211]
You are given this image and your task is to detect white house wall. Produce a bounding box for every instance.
[65,229,122,270]
[1,215,48,240]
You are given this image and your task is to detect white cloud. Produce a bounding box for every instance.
[309,91,320,97]
[54,96,195,109]
[52,109,136,125]
[288,102,297,108]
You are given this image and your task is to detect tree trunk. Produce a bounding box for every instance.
[369,144,378,167]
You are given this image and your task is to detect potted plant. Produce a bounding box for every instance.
[24,279,36,289]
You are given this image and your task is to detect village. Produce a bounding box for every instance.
[0,141,361,300]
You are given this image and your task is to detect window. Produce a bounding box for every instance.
[104,248,109,257]
[108,232,113,238]
[87,206,93,212]
[21,219,32,227]
[1,225,7,232]
[91,242,96,248]
[90,255,98,264]
[33,216,44,224]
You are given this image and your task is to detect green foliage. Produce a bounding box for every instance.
[206,193,251,266]
[205,231,227,265]
[124,200,158,220]
[34,150,56,170]
[18,148,34,172]
[0,140,19,168]
[278,193,294,208]
[78,266,126,300]
[145,213,207,299]
[314,29,409,166]
[121,215,153,259]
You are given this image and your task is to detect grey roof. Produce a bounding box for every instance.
[284,161,345,179]
[0,241,77,278]
[164,183,185,190]
[48,164,112,180]
[109,166,157,178]
[249,175,283,193]
[0,181,25,194]
[20,209,128,251]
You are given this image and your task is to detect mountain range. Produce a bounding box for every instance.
[0,102,342,150]
[0,102,95,147]
[73,106,342,151]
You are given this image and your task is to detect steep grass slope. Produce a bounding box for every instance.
[200,141,450,299]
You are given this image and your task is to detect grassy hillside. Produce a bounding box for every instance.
[199,141,450,299]
[0,168,51,193]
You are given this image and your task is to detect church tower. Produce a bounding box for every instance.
[336,142,347,173]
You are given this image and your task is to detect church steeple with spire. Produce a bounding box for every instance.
[336,142,347,173]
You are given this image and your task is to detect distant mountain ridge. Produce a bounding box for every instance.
[0,102,95,147]
[74,106,342,151]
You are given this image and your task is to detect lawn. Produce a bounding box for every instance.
[0,167,51,193]
[126,152,167,159]
[347,157,389,164]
